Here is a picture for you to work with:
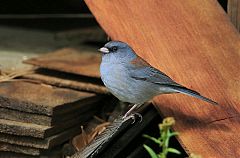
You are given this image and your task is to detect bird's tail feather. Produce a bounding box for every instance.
[170,86,218,105]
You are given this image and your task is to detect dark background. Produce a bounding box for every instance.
[0,0,228,31]
[0,0,228,14]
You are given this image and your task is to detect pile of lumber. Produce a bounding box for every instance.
[23,48,108,94]
[0,48,107,157]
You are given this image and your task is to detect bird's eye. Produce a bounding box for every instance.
[111,46,118,52]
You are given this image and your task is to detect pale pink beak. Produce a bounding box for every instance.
[98,47,109,53]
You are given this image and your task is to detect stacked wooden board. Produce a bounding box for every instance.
[23,48,108,94]
[0,48,107,157]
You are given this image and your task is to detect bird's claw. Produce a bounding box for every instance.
[134,113,143,122]
[122,113,142,124]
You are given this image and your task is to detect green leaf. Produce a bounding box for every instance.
[143,144,159,158]
[167,129,171,137]
[165,137,170,147]
[143,134,161,144]
[166,148,181,155]
[165,130,171,147]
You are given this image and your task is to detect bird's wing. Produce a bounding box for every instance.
[129,56,181,86]
[129,56,218,105]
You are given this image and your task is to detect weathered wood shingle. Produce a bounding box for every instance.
[0,81,101,116]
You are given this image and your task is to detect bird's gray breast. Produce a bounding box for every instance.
[100,62,159,103]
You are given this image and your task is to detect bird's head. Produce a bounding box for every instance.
[99,41,137,63]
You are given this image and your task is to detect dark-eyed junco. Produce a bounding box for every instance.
[99,41,217,118]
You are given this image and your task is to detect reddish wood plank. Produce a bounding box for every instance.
[85,0,240,157]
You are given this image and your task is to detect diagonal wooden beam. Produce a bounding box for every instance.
[85,0,240,157]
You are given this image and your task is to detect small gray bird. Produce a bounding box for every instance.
[99,41,217,118]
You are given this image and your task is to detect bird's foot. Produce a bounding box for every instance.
[134,113,143,122]
[122,113,142,124]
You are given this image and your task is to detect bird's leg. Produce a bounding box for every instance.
[123,103,143,121]
[123,103,140,118]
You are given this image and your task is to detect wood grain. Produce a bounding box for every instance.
[0,81,100,116]
[24,48,101,78]
[0,126,81,149]
[84,0,240,157]
[22,68,108,94]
